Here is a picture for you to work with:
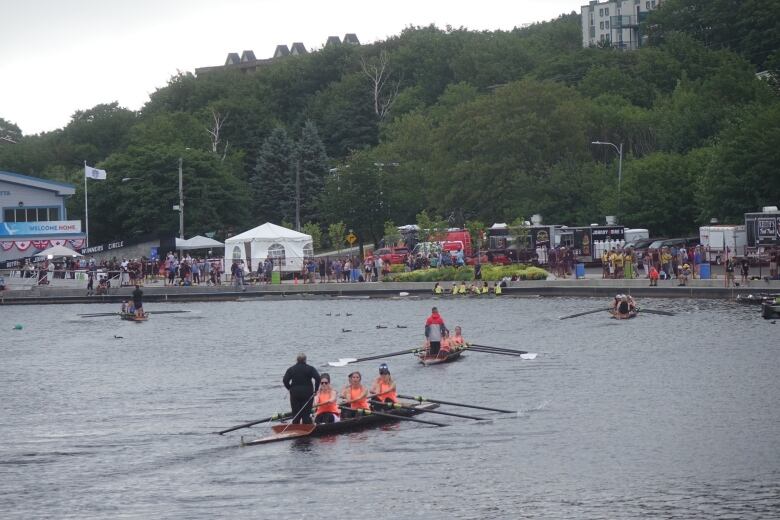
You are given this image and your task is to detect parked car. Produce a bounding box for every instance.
[625,237,658,265]
[373,247,409,264]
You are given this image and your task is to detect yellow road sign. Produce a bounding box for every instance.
[346,232,357,245]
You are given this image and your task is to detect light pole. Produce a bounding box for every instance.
[591,141,623,221]
[177,157,184,241]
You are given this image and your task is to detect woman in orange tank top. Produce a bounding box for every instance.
[313,373,340,424]
[370,363,397,409]
[439,330,452,354]
[340,371,370,418]
[452,325,465,348]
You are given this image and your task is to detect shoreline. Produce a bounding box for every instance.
[2,277,778,305]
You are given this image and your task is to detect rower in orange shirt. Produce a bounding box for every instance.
[370,363,397,410]
[451,325,465,349]
[340,371,370,418]
[313,373,340,424]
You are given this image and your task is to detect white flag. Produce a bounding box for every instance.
[85,165,107,180]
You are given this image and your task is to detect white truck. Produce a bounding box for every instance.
[699,225,747,264]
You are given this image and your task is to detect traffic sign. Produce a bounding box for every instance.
[346,232,357,245]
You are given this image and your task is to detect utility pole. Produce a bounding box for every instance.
[178,157,184,240]
[295,159,301,231]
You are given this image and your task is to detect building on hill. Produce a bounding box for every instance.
[581,0,660,50]
[196,34,358,75]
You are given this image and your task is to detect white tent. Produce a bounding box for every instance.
[223,223,313,273]
[176,235,225,250]
[35,244,83,258]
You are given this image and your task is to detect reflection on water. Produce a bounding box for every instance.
[1,297,778,519]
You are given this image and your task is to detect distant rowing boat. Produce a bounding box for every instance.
[240,402,439,445]
[120,312,148,322]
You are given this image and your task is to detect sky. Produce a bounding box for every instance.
[0,0,584,135]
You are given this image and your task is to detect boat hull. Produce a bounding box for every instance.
[418,350,463,365]
[241,402,439,445]
[761,302,780,319]
[120,312,148,322]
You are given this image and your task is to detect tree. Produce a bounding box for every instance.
[327,221,347,253]
[383,220,401,247]
[294,120,330,224]
[302,222,323,250]
[361,50,401,121]
[251,128,295,224]
[0,117,22,143]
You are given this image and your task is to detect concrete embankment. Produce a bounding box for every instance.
[1,277,778,305]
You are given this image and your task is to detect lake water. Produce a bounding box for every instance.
[1,296,778,519]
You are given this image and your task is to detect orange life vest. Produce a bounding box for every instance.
[314,389,340,416]
[348,385,370,410]
[375,379,397,403]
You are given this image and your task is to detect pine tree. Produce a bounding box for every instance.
[251,128,294,224]
[295,120,330,224]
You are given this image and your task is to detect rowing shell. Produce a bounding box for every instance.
[418,349,463,366]
[240,402,439,446]
[120,312,149,322]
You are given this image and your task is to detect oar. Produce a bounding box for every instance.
[638,308,676,316]
[371,400,487,421]
[463,347,527,357]
[328,348,423,367]
[216,412,293,435]
[146,310,192,315]
[465,344,537,360]
[339,405,447,427]
[80,312,120,318]
[559,307,610,320]
[398,394,515,414]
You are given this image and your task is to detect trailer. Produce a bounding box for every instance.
[699,225,747,264]
[745,207,780,248]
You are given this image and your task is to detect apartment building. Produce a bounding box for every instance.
[581,0,661,50]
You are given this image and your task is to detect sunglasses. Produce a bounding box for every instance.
[321,381,330,385]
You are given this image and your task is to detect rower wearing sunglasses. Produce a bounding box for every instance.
[313,373,340,424]
[370,363,397,410]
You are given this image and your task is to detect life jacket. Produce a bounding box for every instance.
[649,267,659,280]
[348,386,370,410]
[314,390,340,416]
[374,380,397,403]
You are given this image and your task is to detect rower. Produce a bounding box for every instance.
[439,329,453,354]
[433,282,443,295]
[121,300,128,313]
[313,373,340,424]
[451,325,465,348]
[370,363,397,410]
[340,371,370,418]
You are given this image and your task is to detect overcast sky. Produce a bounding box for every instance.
[1,0,583,135]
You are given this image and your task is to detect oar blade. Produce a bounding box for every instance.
[241,424,315,446]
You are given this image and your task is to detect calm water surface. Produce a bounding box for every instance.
[1,296,778,519]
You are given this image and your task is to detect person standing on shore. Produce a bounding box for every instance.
[282,353,321,424]
[424,306,448,356]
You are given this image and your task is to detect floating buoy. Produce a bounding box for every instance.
[13,324,23,330]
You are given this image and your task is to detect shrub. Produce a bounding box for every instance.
[384,264,548,282]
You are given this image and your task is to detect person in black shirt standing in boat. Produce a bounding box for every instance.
[132,284,144,318]
[282,353,321,424]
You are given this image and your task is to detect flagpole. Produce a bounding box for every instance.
[84,160,89,248]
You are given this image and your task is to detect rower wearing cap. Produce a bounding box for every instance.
[370,363,397,410]
[451,325,465,348]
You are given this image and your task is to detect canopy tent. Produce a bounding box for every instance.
[175,235,224,250]
[35,244,83,258]
[223,223,313,273]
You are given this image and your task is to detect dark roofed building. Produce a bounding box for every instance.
[326,36,341,46]
[240,50,256,62]
[274,44,290,58]
[225,53,240,65]
[343,33,360,45]
[290,42,308,55]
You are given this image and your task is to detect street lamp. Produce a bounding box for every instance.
[591,141,623,221]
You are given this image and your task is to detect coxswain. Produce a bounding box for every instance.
[131,284,144,318]
[424,306,448,356]
[312,373,340,424]
[369,363,397,410]
[340,371,370,418]
[282,353,321,424]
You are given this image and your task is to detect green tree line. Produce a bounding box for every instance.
[1,0,778,247]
